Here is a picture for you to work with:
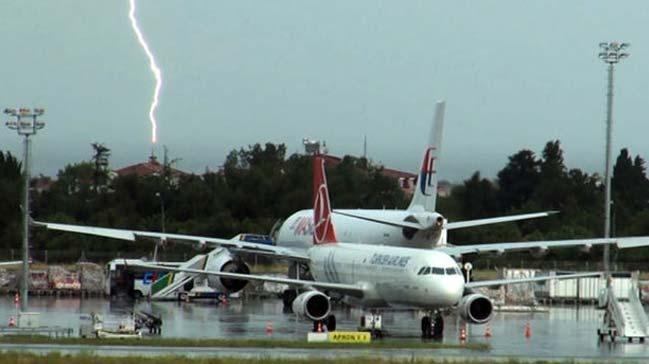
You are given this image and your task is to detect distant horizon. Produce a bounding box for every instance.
[11,136,631,186]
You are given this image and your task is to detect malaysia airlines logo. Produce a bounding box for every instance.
[419,147,437,196]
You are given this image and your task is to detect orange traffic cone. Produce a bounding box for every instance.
[484,325,492,338]
[220,294,228,305]
[8,316,15,327]
[524,322,532,339]
[459,326,467,341]
[265,321,273,336]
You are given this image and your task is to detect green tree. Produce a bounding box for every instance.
[454,171,499,220]
[497,150,540,210]
[0,151,22,250]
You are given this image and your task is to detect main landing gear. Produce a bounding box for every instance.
[312,315,337,332]
[421,311,444,339]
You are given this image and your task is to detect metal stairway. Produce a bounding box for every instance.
[151,254,208,299]
[599,285,649,342]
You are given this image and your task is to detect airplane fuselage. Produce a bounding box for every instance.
[307,242,464,310]
[278,209,441,250]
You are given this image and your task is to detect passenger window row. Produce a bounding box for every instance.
[417,266,461,275]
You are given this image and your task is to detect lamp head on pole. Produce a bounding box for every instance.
[598,41,630,64]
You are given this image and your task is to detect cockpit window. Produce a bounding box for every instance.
[423,267,432,275]
[432,267,445,275]
[417,267,426,275]
[445,267,457,275]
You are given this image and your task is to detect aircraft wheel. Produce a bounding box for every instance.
[326,315,337,331]
[432,314,444,339]
[373,329,384,339]
[421,316,431,338]
[282,289,297,310]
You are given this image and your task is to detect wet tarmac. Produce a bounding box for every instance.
[2,296,649,360]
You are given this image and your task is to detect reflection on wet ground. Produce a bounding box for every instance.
[3,296,649,359]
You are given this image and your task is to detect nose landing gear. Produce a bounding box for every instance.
[359,312,384,338]
[421,311,444,339]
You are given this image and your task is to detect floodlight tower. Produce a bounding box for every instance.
[5,107,45,311]
[154,192,166,262]
[598,42,629,275]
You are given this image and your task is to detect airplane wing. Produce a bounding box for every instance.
[332,211,424,229]
[34,221,309,262]
[125,261,365,298]
[333,211,557,231]
[437,236,649,258]
[445,211,558,230]
[0,261,22,267]
[465,271,601,289]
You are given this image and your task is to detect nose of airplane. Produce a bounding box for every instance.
[440,276,464,306]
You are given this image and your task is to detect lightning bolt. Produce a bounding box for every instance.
[128,0,161,144]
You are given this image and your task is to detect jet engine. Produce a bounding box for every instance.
[204,251,250,293]
[458,293,493,324]
[531,247,549,258]
[402,212,445,241]
[291,291,331,321]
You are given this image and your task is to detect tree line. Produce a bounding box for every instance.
[0,140,648,263]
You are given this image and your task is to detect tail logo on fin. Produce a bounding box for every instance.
[419,147,437,196]
[313,157,337,244]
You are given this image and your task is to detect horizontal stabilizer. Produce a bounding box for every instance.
[446,211,558,230]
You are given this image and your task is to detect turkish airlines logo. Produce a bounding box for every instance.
[419,147,437,196]
[314,184,331,244]
[313,158,336,244]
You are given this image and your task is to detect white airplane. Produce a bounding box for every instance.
[35,155,649,338]
[276,101,556,251]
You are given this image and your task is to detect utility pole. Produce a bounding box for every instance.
[598,42,629,276]
[5,107,45,312]
[154,192,166,262]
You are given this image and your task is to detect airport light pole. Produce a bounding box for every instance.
[4,107,45,312]
[598,42,629,276]
[154,192,166,262]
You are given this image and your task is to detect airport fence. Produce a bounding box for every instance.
[471,257,647,272]
[0,249,191,265]
[0,249,279,266]
[0,249,644,272]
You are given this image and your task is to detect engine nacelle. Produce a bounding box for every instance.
[291,291,331,321]
[402,212,445,241]
[458,293,493,324]
[205,250,250,293]
[194,240,207,251]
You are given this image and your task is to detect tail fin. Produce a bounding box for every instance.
[407,100,445,212]
[313,155,338,244]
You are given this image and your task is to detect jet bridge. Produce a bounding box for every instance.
[598,281,649,343]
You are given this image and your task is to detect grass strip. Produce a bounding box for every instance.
[0,335,488,350]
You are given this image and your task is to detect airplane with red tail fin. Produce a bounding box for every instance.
[35,154,649,338]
